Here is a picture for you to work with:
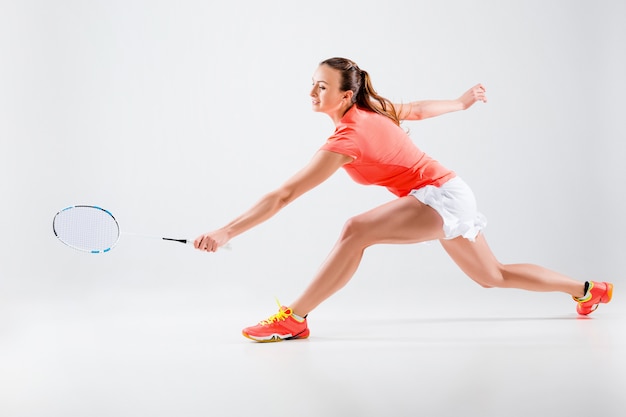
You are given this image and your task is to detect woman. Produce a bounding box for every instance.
[194,57,613,342]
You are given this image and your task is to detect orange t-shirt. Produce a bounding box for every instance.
[320,105,455,197]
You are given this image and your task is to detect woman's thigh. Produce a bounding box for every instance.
[345,196,446,245]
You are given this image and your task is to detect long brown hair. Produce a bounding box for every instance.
[320,57,400,126]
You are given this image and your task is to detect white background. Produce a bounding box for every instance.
[1,0,624,309]
[1,1,625,416]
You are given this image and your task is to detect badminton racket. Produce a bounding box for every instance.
[52,205,229,253]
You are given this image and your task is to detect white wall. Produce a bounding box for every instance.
[1,0,625,316]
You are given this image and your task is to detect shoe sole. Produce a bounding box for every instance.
[606,283,614,303]
[242,329,310,343]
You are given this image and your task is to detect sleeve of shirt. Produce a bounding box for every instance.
[319,127,361,160]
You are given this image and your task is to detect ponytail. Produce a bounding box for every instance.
[355,69,400,126]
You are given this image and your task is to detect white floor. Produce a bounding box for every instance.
[1,288,624,417]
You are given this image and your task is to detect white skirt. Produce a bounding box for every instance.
[409,177,487,241]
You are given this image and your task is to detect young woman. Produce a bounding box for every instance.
[194,57,613,342]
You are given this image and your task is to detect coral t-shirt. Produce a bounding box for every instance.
[320,105,455,197]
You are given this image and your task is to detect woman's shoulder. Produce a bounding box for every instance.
[341,105,384,125]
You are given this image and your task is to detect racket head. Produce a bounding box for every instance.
[53,205,120,253]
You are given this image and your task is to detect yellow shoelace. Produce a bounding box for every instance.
[259,298,290,325]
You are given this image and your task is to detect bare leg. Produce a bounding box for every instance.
[440,233,586,298]
[290,196,445,316]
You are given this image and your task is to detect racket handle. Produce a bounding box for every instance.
[162,237,189,244]
[162,237,231,250]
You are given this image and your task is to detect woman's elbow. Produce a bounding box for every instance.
[267,188,296,209]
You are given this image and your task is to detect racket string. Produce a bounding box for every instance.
[53,206,120,253]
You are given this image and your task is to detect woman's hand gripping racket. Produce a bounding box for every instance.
[52,205,230,254]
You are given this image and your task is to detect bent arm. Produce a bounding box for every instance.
[194,150,352,251]
[395,83,487,121]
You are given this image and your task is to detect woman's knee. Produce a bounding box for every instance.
[339,215,374,244]
[341,215,365,237]
[469,265,505,289]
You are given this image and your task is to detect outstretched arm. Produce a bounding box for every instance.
[194,150,352,252]
[395,83,487,121]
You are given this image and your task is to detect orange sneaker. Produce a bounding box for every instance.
[574,281,614,315]
[242,303,310,342]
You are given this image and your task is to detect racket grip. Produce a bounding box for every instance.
[163,237,231,250]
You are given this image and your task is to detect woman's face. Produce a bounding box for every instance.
[310,64,352,116]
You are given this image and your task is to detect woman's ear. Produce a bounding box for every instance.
[343,90,354,102]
